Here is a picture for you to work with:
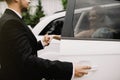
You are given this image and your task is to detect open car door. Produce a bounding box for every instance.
[60,0,120,80]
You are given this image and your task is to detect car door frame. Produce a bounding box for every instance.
[61,0,76,37]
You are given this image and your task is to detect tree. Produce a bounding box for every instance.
[22,0,45,28]
[62,0,68,9]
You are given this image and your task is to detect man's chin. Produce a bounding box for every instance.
[21,8,28,13]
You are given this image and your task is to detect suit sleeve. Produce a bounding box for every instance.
[2,20,73,80]
[37,40,44,50]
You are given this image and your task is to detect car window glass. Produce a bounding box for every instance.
[73,0,120,40]
[39,18,64,35]
[73,13,82,29]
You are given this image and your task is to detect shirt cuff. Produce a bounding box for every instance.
[40,40,45,47]
[71,63,75,80]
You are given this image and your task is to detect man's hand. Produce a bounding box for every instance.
[42,34,51,46]
[74,65,91,77]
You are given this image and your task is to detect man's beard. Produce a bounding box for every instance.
[21,7,28,13]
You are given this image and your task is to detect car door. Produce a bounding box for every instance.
[60,0,120,80]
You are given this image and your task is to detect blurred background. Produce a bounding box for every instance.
[0,0,68,27]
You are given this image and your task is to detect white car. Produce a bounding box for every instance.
[32,0,120,80]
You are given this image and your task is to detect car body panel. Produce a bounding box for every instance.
[37,36,60,60]
[59,52,120,80]
[60,39,120,55]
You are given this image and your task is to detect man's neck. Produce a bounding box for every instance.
[8,4,22,16]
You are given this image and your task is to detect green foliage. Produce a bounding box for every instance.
[22,0,45,28]
[22,0,68,27]
[62,0,68,9]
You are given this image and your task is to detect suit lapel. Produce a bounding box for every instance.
[5,9,37,43]
[21,20,37,43]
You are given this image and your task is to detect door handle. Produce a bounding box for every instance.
[78,60,98,72]
[90,65,98,72]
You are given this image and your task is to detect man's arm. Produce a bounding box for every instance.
[2,20,73,79]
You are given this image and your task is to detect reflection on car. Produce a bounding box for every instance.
[74,6,116,39]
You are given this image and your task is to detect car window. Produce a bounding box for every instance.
[73,13,82,29]
[106,6,120,39]
[38,12,81,36]
[72,0,120,40]
[39,18,64,35]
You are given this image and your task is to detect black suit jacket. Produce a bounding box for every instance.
[0,9,73,80]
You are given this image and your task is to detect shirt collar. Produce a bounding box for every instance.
[8,8,22,19]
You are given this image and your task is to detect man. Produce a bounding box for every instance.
[0,0,91,80]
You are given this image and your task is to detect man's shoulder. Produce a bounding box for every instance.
[2,9,21,21]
